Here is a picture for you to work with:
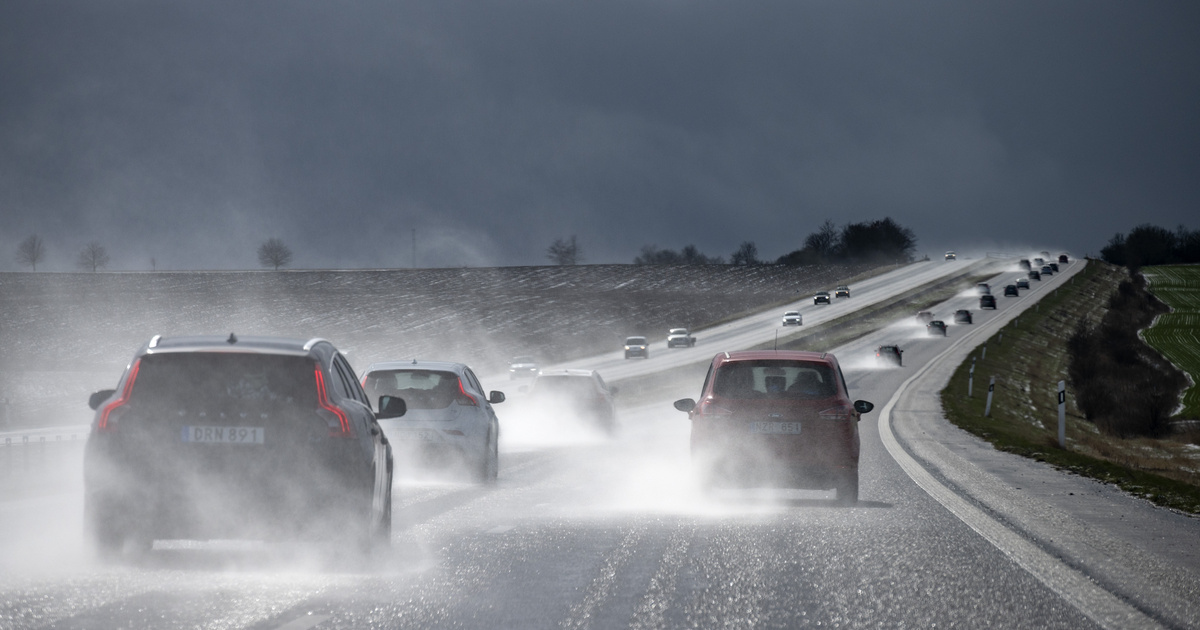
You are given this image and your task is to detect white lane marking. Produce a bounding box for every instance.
[878,262,1163,630]
[273,614,330,630]
[486,525,514,534]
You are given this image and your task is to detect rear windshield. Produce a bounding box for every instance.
[363,370,462,410]
[532,375,597,397]
[130,353,316,408]
[712,360,837,400]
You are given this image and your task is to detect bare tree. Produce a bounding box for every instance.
[15,234,47,271]
[76,242,111,272]
[546,235,582,265]
[730,241,760,265]
[257,238,293,270]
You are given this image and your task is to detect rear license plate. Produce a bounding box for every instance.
[181,426,264,444]
[750,421,801,434]
[398,430,439,442]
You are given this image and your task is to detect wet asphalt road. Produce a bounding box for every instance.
[0,260,1175,629]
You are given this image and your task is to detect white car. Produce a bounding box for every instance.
[667,328,696,348]
[508,355,539,380]
[781,311,803,326]
[361,360,504,483]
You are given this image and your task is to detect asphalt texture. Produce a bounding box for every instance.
[0,259,1195,629]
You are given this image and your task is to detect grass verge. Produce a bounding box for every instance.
[1142,264,1200,419]
[939,260,1200,514]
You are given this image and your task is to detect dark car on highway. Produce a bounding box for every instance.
[1041,265,1054,276]
[1050,263,1059,273]
[1017,278,1030,290]
[1059,254,1069,264]
[1003,284,1019,297]
[83,335,398,555]
[927,320,948,336]
[1029,270,1041,281]
[527,369,618,436]
[875,345,903,367]
[624,336,650,359]
[814,291,832,305]
[835,285,851,298]
[916,311,934,324]
[1019,259,1031,270]
[980,294,997,309]
[673,351,873,503]
[953,309,973,324]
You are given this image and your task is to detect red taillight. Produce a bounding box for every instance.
[819,405,854,421]
[314,366,354,438]
[456,379,478,407]
[98,359,141,432]
[697,399,732,416]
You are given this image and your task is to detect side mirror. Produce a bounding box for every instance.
[488,391,506,404]
[853,400,874,415]
[673,398,696,413]
[377,395,407,419]
[88,389,117,410]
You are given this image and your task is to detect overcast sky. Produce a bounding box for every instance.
[2,1,1197,270]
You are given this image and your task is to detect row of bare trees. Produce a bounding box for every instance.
[12,234,295,271]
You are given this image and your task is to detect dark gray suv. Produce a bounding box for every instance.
[83,334,401,556]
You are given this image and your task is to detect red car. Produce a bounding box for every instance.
[673,350,874,504]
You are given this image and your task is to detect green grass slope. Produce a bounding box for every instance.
[1142,265,1200,419]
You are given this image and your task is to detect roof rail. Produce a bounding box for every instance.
[148,335,162,348]
[724,351,730,359]
[303,337,330,351]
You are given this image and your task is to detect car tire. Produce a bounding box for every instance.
[474,431,499,485]
[835,470,859,505]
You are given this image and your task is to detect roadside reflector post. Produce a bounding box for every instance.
[984,376,996,417]
[998,332,1003,345]
[1058,380,1067,449]
[982,345,987,361]
[968,359,976,397]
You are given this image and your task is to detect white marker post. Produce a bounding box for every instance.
[982,345,987,361]
[1058,380,1067,449]
[984,376,996,417]
[968,359,976,397]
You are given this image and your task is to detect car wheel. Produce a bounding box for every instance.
[835,470,859,506]
[474,431,499,485]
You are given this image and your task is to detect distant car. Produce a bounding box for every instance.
[624,336,649,359]
[1041,265,1054,276]
[673,350,874,503]
[362,360,503,484]
[1049,262,1059,273]
[1029,270,1041,281]
[508,356,539,380]
[1033,257,1045,267]
[1003,284,1019,297]
[814,291,831,305]
[876,345,903,367]
[927,320,948,336]
[945,251,957,261]
[667,328,697,348]
[1058,254,1069,264]
[527,369,617,436]
[781,311,803,326]
[980,294,997,309]
[976,283,991,295]
[953,309,973,324]
[916,311,935,324]
[1040,251,1050,259]
[1019,259,1031,270]
[1016,278,1030,290]
[84,335,396,555]
[835,285,851,298]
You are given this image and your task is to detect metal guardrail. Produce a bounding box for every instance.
[1,425,90,447]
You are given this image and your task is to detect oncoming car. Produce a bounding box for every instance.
[945,251,957,261]
[781,311,803,326]
[83,335,397,555]
[624,336,650,359]
[667,328,697,348]
[673,351,873,503]
[916,311,934,324]
[526,369,618,436]
[361,361,503,484]
[508,356,539,380]
[814,291,831,305]
[835,285,851,298]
